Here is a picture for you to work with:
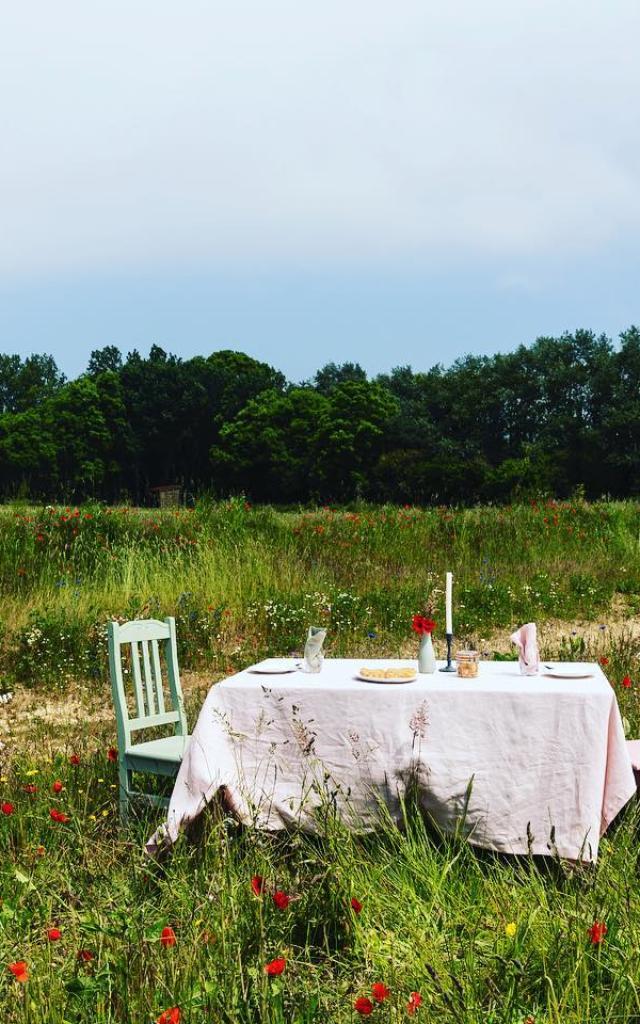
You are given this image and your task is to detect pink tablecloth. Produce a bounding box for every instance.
[148,659,636,862]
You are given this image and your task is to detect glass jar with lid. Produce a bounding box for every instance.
[456,649,480,678]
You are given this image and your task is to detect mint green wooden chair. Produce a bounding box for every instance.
[107,617,189,821]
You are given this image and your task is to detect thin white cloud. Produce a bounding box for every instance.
[0,0,639,278]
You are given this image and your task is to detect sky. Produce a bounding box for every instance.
[1,0,639,382]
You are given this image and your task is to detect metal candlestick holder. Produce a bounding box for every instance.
[440,632,456,672]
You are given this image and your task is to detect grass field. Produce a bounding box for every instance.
[1,499,640,1023]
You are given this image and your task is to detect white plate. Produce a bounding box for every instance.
[357,669,418,684]
[249,660,297,674]
[544,667,594,679]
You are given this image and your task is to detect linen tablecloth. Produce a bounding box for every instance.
[148,659,636,861]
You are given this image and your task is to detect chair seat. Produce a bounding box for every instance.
[125,734,190,775]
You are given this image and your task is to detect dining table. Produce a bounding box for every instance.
[146,658,636,862]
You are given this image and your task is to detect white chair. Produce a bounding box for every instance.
[107,617,189,821]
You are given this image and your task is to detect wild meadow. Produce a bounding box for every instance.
[1,499,640,1023]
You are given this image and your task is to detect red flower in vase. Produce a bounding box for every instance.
[412,615,436,635]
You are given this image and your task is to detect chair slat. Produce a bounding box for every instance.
[151,639,166,715]
[130,642,146,717]
[141,641,156,717]
[128,710,180,732]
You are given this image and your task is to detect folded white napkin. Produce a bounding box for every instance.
[304,626,326,672]
[510,622,539,675]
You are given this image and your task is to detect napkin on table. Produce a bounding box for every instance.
[304,626,326,672]
[510,622,539,675]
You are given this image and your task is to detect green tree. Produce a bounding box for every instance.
[212,388,329,501]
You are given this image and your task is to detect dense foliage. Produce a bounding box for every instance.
[1,327,639,503]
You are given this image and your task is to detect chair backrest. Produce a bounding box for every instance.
[107,617,187,752]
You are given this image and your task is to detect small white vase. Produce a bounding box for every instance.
[418,633,437,674]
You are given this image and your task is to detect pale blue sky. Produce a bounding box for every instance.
[1,1,639,380]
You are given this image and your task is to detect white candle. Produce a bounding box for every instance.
[445,572,453,635]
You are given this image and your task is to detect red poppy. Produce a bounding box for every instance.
[23,784,37,795]
[49,809,70,823]
[371,982,390,1003]
[77,949,94,962]
[1,802,14,816]
[251,875,264,897]
[622,675,632,688]
[599,657,609,667]
[69,754,81,766]
[47,928,62,941]
[160,926,177,948]
[35,845,46,857]
[157,1008,180,1024]
[107,747,118,762]
[351,897,363,914]
[411,615,436,635]
[52,781,63,794]
[264,957,286,976]
[407,991,423,1015]
[8,961,28,983]
[354,997,374,1015]
[588,920,607,944]
[272,891,290,911]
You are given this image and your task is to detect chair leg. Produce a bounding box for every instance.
[118,761,132,824]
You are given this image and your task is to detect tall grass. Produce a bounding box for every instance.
[2,500,640,1021]
[1,498,640,687]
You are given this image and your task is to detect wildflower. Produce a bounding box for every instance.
[77,949,94,962]
[8,961,28,983]
[264,957,286,976]
[161,926,177,948]
[157,1008,180,1024]
[47,928,62,941]
[505,921,517,938]
[49,809,70,823]
[351,897,363,914]
[52,781,63,794]
[272,891,290,911]
[251,875,264,897]
[411,615,436,635]
[407,991,423,1015]
[69,754,81,766]
[354,996,374,1015]
[599,657,609,667]
[1,802,14,815]
[622,675,632,688]
[588,920,607,944]
[23,784,37,794]
[36,845,45,856]
[371,982,390,1002]
[107,747,118,762]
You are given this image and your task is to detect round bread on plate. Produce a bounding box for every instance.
[357,666,418,684]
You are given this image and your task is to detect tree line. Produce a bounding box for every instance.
[0,327,639,505]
